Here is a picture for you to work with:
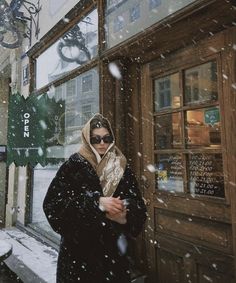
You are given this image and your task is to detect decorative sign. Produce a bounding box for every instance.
[204,108,220,125]
[7,93,65,166]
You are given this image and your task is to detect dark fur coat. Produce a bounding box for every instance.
[43,153,146,283]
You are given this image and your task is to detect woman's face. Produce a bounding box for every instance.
[91,127,112,155]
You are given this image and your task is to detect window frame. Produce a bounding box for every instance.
[151,54,226,200]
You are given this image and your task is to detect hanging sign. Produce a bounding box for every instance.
[7,93,65,166]
[7,93,45,166]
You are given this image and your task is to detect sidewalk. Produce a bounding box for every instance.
[0,228,57,283]
[0,227,146,283]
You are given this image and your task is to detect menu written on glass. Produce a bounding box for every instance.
[189,154,224,197]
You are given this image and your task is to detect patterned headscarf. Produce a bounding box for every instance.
[79,114,127,196]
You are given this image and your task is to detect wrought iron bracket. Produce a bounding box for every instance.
[12,0,42,45]
[0,0,41,49]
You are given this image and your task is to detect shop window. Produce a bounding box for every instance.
[31,164,61,240]
[36,9,98,89]
[153,60,225,198]
[30,67,99,237]
[105,0,196,48]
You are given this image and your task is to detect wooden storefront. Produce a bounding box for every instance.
[101,1,236,282]
[28,0,236,282]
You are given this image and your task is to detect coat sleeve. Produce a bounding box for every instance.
[43,159,105,236]
[120,167,147,237]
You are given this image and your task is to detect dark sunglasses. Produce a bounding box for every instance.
[90,135,114,145]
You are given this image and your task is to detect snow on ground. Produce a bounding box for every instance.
[0,227,57,283]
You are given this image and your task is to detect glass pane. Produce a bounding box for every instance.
[154,112,182,149]
[184,61,217,104]
[154,73,180,111]
[188,153,224,198]
[44,67,99,161]
[105,0,196,48]
[186,107,221,147]
[155,154,184,192]
[31,164,61,239]
[31,68,99,236]
[36,9,98,89]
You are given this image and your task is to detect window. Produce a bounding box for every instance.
[31,67,99,237]
[105,0,197,48]
[153,60,225,198]
[36,9,98,89]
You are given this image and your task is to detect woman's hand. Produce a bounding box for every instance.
[99,196,124,215]
[106,209,127,224]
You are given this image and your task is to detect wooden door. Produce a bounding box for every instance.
[141,33,235,283]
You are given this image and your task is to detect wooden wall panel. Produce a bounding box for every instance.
[155,209,232,253]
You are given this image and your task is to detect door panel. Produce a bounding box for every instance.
[141,45,235,282]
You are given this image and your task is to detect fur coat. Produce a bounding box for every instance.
[43,152,147,283]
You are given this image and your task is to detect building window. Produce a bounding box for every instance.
[130,4,140,22]
[66,79,76,98]
[22,64,29,86]
[82,74,93,92]
[81,104,92,124]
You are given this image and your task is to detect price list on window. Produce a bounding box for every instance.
[189,154,224,197]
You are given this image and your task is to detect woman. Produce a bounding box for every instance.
[43,113,147,283]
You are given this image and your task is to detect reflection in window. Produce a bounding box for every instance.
[188,153,224,197]
[82,105,92,124]
[185,61,217,104]
[155,154,184,192]
[31,164,61,240]
[106,0,196,48]
[186,107,221,147]
[44,67,99,160]
[31,68,99,237]
[149,0,162,10]
[130,4,140,22]
[154,73,180,111]
[67,79,76,97]
[36,9,98,89]
[82,74,93,92]
[154,112,182,149]
[113,14,125,32]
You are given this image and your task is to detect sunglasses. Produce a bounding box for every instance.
[90,135,114,145]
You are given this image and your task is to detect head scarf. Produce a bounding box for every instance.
[79,114,127,197]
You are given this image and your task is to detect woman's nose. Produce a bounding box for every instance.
[100,139,105,144]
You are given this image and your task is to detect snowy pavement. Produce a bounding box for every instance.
[0,227,57,283]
